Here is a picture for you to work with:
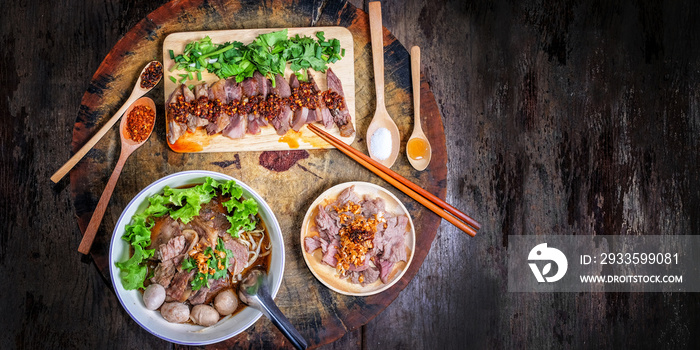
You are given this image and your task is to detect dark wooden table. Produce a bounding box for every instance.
[2,0,699,349]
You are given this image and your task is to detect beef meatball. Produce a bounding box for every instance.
[190,304,219,326]
[160,302,190,323]
[214,289,238,315]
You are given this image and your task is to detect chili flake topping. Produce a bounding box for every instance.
[140,61,163,89]
[182,238,233,291]
[126,105,155,142]
[333,201,381,275]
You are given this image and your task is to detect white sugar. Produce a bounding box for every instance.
[370,127,392,160]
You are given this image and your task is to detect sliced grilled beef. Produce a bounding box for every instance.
[221,79,246,138]
[289,74,309,131]
[255,72,270,127]
[206,79,231,134]
[241,76,262,135]
[307,73,324,123]
[270,74,293,135]
[227,78,242,101]
[222,114,246,139]
[166,85,189,144]
[186,84,210,132]
[326,68,355,137]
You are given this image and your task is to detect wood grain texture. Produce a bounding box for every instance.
[2,0,700,349]
[67,0,446,348]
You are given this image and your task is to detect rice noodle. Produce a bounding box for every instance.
[237,238,251,248]
[242,228,267,267]
[231,225,269,270]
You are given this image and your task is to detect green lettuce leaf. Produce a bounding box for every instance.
[114,244,154,290]
[225,198,259,237]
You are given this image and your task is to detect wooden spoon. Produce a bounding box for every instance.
[406,46,432,171]
[51,61,162,183]
[366,1,400,168]
[77,97,156,254]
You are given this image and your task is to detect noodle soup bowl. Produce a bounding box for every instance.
[108,170,284,345]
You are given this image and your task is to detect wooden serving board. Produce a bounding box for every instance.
[70,0,448,348]
[162,27,356,153]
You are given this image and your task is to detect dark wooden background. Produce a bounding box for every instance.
[2,0,699,349]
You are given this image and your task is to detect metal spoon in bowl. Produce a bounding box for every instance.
[238,268,308,350]
[77,96,156,254]
[366,1,400,168]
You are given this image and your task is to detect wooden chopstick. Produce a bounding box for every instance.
[307,124,479,237]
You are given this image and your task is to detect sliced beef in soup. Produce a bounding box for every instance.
[149,215,181,251]
[188,277,230,305]
[223,237,249,275]
[166,269,196,302]
[151,259,177,288]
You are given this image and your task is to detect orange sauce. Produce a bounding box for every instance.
[301,133,332,148]
[169,136,204,152]
[278,130,302,149]
[407,138,430,160]
[278,128,332,149]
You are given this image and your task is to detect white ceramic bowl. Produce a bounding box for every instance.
[109,170,284,345]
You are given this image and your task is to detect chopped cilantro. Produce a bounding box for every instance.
[181,257,197,271]
[185,238,234,291]
[169,29,345,86]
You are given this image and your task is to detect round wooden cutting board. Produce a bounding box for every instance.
[69,0,448,347]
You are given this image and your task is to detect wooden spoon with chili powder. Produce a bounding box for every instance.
[51,60,162,183]
[78,97,156,254]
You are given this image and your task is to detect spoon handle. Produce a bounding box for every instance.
[77,146,132,254]
[369,1,385,109]
[411,46,422,133]
[256,285,308,350]
[50,88,140,183]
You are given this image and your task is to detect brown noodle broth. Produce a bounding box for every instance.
[133,183,272,322]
